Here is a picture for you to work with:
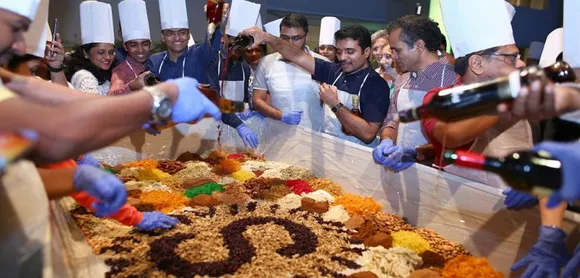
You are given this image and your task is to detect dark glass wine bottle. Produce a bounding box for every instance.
[443,149,562,197]
[144,73,161,86]
[397,61,577,123]
[342,95,361,136]
[230,35,254,51]
[206,0,224,37]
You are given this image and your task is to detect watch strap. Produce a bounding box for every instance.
[142,86,171,126]
[47,64,64,72]
[331,103,344,113]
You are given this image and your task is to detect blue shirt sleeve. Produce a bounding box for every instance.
[207,55,220,92]
[313,57,342,84]
[360,75,391,123]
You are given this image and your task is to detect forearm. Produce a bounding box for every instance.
[37,168,76,199]
[6,74,98,105]
[336,107,380,143]
[434,115,499,148]
[265,36,315,74]
[379,125,398,141]
[539,197,566,228]
[49,71,69,87]
[253,92,282,120]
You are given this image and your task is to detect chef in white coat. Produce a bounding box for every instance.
[318,17,340,62]
[252,13,328,131]
[422,0,532,189]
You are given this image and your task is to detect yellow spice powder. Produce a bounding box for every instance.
[137,168,172,181]
[230,170,256,183]
[391,231,431,254]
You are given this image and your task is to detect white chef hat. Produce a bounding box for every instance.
[0,0,40,21]
[158,0,188,30]
[22,0,49,58]
[80,1,114,45]
[118,0,150,42]
[319,17,340,47]
[539,28,563,68]
[528,41,544,60]
[225,0,261,37]
[505,1,516,21]
[564,0,580,68]
[264,18,283,37]
[441,0,515,58]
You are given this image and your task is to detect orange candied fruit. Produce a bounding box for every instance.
[334,194,382,217]
[214,159,242,175]
[139,190,189,213]
[442,255,503,278]
[123,158,159,169]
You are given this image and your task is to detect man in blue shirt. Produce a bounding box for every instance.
[146,0,222,83]
[241,25,390,146]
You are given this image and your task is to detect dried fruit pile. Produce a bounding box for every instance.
[69,151,501,278]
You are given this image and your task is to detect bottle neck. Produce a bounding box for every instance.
[444,150,503,172]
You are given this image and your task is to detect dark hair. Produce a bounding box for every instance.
[454,46,500,76]
[258,43,267,55]
[64,43,116,84]
[335,24,372,51]
[280,13,309,34]
[441,34,447,49]
[389,15,442,52]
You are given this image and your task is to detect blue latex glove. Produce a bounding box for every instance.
[533,142,580,208]
[502,188,539,210]
[236,124,259,149]
[281,110,303,125]
[511,226,570,278]
[168,77,222,123]
[562,243,580,278]
[73,165,128,217]
[136,211,179,230]
[76,154,102,169]
[373,139,394,165]
[373,139,417,171]
[237,110,265,121]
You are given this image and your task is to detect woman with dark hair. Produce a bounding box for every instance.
[65,1,117,95]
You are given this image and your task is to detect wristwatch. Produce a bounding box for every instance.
[414,146,426,162]
[47,64,64,72]
[142,86,173,126]
[331,103,344,114]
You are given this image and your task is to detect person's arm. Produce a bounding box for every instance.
[37,167,76,199]
[45,33,69,87]
[241,27,315,75]
[431,115,499,148]
[253,89,283,120]
[335,105,381,143]
[539,197,567,228]
[108,67,131,96]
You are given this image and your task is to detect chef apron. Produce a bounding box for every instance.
[444,118,533,189]
[322,72,379,146]
[0,160,51,277]
[217,54,246,102]
[267,55,323,131]
[397,70,447,148]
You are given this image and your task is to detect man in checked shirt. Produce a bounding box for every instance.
[372,15,459,172]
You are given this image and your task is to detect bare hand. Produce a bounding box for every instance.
[239,26,269,49]
[129,71,151,91]
[499,79,558,121]
[45,33,64,69]
[319,83,340,107]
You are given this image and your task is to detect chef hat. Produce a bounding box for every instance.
[22,0,49,57]
[441,0,515,58]
[528,41,544,60]
[319,17,341,46]
[539,28,563,67]
[118,0,150,42]
[225,0,261,36]
[564,0,580,67]
[80,1,114,45]
[0,0,40,21]
[264,18,283,37]
[158,0,188,30]
[505,1,516,21]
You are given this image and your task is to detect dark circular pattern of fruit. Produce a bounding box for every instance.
[246,201,257,212]
[229,204,239,215]
[99,244,132,254]
[148,217,318,277]
[168,214,193,225]
[331,256,361,269]
[113,236,141,245]
[105,258,133,278]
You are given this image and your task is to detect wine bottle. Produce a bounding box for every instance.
[144,73,161,86]
[230,35,254,51]
[206,0,224,38]
[342,96,362,136]
[443,149,562,197]
[397,61,577,123]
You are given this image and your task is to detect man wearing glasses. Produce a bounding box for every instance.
[421,0,532,177]
[252,14,328,131]
[146,0,222,83]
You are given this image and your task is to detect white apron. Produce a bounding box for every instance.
[267,56,323,131]
[322,72,379,146]
[218,54,246,102]
[444,118,534,189]
[396,70,447,147]
[0,160,51,277]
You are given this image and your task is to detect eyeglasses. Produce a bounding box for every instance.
[280,33,307,42]
[162,29,189,37]
[484,52,521,66]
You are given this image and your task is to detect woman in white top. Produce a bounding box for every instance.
[65,43,116,95]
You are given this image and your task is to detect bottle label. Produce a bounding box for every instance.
[508,70,522,98]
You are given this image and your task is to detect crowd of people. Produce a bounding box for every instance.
[1,0,580,276]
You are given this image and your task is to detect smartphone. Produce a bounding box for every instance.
[49,18,59,57]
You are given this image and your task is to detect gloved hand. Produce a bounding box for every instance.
[73,165,128,217]
[76,154,102,168]
[237,110,265,121]
[373,139,394,165]
[236,124,259,149]
[136,211,179,230]
[533,142,580,208]
[373,139,417,171]
[511,225,570,278]
[562,243,580,278]
[502,188,539,210]
[281,110,303,125]
[169,77,221,123]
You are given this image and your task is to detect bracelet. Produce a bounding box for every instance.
[47,64,64,72]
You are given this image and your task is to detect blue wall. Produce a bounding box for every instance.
[512,0,563,48]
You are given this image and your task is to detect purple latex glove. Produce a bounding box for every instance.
[511,226,570,278]
[168,77,221,123]
[281,110,303,125]
[236,124,259,149]
[73,165,128,217]
[136,211,179,230]
[502,188,539,210]
[237,110,265,121]
[562,243,580,278]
